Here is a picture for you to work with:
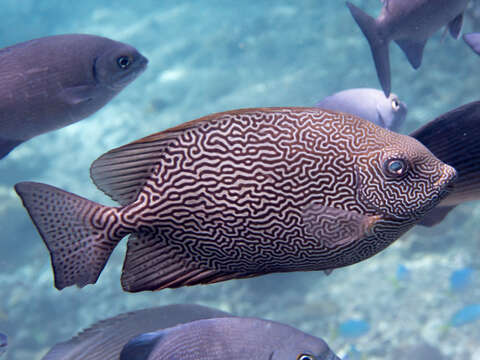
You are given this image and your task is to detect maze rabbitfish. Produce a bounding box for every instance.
[15,107,458,292]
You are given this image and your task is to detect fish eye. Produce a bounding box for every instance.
[391,98,400,111]
[117,56,132,69]
[297,354,316,360]
[383,158,409,178]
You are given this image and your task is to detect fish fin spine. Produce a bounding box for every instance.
[120,233,254,292]
[14,181,126,290]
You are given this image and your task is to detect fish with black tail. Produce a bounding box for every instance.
[412,101,480,226]
[346,0,469,96]
[0,34,148,159]
[120,317,340,360]
[42,304,231,360]
[15,107,456,292]
[316,88,407,131]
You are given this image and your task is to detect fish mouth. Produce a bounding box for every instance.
[435,164,457,193]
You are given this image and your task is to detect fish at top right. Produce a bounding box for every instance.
[346,0,470,97]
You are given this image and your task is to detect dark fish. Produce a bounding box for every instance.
[316,88,407,131]
[0,333,6,357]
[15,107,456,292]
[42,304,230,360]
[463,32,480,55]
[346,0,469,96]
[0,34,148,159]
[120,317,340,360]
[411,101,480,226]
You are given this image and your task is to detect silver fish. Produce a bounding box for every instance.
[0,34,148,159]
[316,88,407,131]
[120,317,340,360]
[347,0,469,96]
[42,304,230,360]
[15,107,456,292]
[463,32,480,55]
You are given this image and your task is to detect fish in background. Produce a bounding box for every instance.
[389,263,411,288]
[0,34,148,159]
[412,101,480,226]
[449,304,480,327]
[346,0,469,96]
[342,345,362,360]
[120,317,340,360]
[396,264,411,282]
[338,319,370,339]
[0,333,6,357]
[41,304,340,360]
[15,107,459,292]
[463,32,480,55]
[315,88,407,132]
[449,267,474,292]
[42,304,231,360]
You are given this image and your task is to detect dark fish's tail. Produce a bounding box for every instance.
[14,181,125,290]
[346,1,391,97]
[412,101,480,226]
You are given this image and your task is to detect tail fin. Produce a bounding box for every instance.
[412,101,480,226]
[14,181,124,290]
[346,2,391,96]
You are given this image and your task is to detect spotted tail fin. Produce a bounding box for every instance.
[14,182,124,290]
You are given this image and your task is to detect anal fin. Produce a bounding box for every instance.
[121,234,252,292]
[448,13,464,39]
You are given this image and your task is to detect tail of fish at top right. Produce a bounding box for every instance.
[345,1,392,97]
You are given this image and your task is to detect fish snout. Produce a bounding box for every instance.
[137,54,149,69]
[435,163,457,191]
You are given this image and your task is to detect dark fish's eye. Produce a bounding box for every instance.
[117,56,132,69]
[383,158,409,178]
[391,98,400,111]
[297,354,316,360]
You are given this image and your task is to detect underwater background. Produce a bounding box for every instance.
[1,0,480,358]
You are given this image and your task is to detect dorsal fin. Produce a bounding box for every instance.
[90,134,176,205]
[90,107,329,205]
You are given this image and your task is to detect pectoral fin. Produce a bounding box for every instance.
[376,104,387,128]
[58,85,95,105]
[417,205,456,227]
[394,39,427,69]
[448,13,464,39]
[302,203,379,248]
[0,138,22,159]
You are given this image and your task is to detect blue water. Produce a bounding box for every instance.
[0,1,480,359]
